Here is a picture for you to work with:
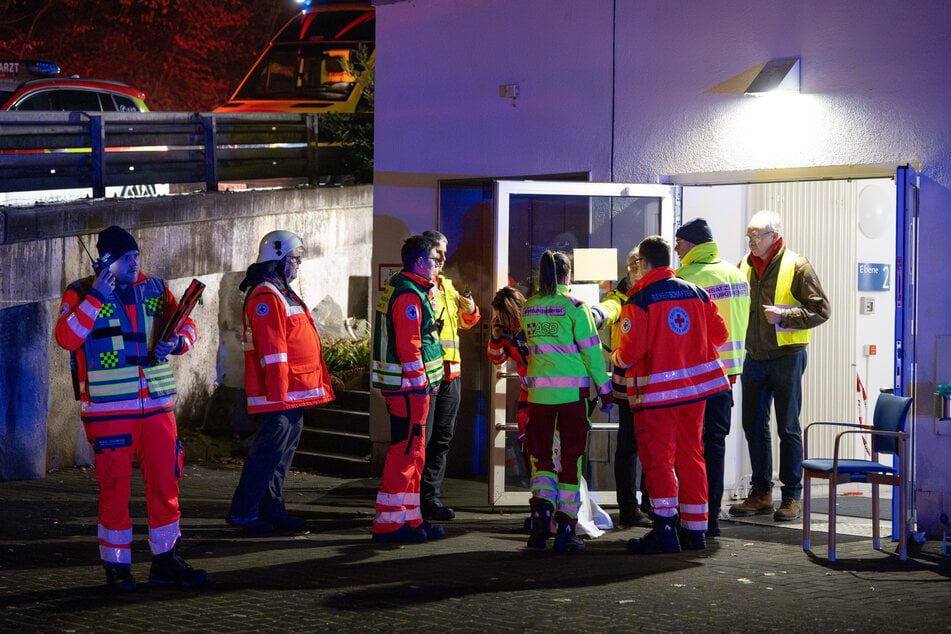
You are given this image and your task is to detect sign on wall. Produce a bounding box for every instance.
[858,262,890,291]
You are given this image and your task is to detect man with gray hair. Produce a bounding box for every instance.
[729,210,830,522]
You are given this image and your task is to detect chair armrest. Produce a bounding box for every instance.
[829,428,909,471]
[804,421,868,458]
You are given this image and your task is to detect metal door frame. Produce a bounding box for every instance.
[489,180,677,506]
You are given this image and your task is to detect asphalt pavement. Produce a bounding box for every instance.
[2,458,950,633]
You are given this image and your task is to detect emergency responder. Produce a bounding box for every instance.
[226,230,335,533]
[590,249,652,528]
[419,230,480,521]
[487,286,530,476]
[521,250,613,552]
[370,234,447,543]
[674,218,750,537]
[730,210,830,522]
[612,236,729,554]
[55,225,206,592]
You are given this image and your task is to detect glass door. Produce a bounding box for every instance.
[489,180,677,506]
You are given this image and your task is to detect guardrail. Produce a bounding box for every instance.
[0,111,368,198]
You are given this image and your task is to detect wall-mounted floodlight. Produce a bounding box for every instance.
[745,57,800,95]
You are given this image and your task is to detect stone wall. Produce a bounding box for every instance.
[0,185,372,479]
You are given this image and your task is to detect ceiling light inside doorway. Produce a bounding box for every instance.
[745,57,800,95]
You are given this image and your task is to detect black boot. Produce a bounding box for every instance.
[627,514,681,554]
[149,540,208,587]
[677,522,707,550]
[104,563,135,593]
[526,501,554,549]
[553,516,584,552]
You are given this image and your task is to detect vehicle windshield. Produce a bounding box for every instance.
[234,43,370,102]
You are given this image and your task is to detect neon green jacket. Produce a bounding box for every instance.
[520,284,612,405]
[676,241,750,376]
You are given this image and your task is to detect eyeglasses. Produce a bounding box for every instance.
[287,255,302,265]
[627,257,641,270]
[747,230,774,243]
[420,256,441,264]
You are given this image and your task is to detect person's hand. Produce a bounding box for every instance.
[590,304,606,329]
[599,390,614,413]
[763,305,785,325]
[92,267,116,297]
[458,294,476,315]
[153,335,181,361]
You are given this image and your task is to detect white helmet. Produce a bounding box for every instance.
[257,230,304,263]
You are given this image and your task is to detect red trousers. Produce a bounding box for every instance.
[526,400,590,519]
[85,410,183,563]
[633,400,709,530]
[374,392,429,534]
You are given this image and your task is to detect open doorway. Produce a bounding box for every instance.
[682,177,898,523]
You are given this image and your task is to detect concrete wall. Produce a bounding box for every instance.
[0,185,372,479]
[372,0,951,535]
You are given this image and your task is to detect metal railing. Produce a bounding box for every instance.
[0,111,367,198]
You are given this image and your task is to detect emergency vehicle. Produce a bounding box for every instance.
[214,2,374,114]
[0,60,149,112]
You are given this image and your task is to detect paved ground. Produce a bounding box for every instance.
[2,458,950,633]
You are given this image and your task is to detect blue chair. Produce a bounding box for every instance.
[802,393,912,561]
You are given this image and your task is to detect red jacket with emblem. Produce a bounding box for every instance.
[611,266,729,410]
[243,277,334,413]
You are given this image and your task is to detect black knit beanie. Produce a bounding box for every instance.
[96,225,139,262]
[675,218,714,245]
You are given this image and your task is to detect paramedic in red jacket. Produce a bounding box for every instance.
[611,235,729,554]
[227,230,335,533]
[55,225,206,592]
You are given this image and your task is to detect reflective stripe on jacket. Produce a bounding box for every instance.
[243,279,334,414]
[611,267,729,410]
[520,284,611,405]
[372,271,444,392]
[676,241,750,376]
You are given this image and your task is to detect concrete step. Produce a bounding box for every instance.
[332,389,369,411]
[299,427,371,457]
[292,449,371,478]
[304,406,369,433]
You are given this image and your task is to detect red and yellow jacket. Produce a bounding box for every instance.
[55,272,195,421]
[243,278,334,413]
[611,267,729,410]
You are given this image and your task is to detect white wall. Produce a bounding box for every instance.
[374,0,951,535]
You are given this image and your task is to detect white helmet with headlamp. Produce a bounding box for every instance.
[257,230,304,263]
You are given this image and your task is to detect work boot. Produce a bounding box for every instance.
[422,504,456,521]
[627,514,681,554]
[226,513,274,534]
[553,517,584,552]
[104,563,135,593]
[526,501,554,549]
[418,520,445,540]
[149,541,208,587]
[773,498,801,521]
[372,523,427,544]
[707,516,721,538]
[676,523,707,550]
[728,491,774,517]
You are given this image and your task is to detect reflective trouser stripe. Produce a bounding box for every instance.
[651,496,679,518]
[556,484,582,519]
[149,520,181,555]
[530,471,557,507]
[98,524,133,565]
[679,503,709,531]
